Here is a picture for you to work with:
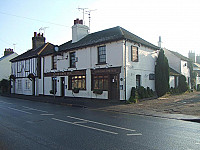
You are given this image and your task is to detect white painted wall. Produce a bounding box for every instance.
[0,53,18,80]
[125,41,158,100]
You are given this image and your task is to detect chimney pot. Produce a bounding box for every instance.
[34,32,37,37]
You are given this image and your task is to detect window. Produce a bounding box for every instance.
[17,79,22,90]
[92,75,108,90]
[25,60,30,71]
[69,52,76,68]
[131,46,138,62]
[69,75,86,90]
[52,56,57,69]
[136,75,141,89]
[98,46,106,64]
[52,77,57,92]
[25,79,31,89]
[17,62,22,72]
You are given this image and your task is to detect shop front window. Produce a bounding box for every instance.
[69,75,86,90]
[93,75,108,90]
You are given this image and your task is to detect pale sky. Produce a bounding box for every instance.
[1,0,200,57]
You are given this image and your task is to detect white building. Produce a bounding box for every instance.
[163,48,191,88]
[193,63,200,89]
[10,32,55,95]
[0,49,18,81]
[41,19,159,100]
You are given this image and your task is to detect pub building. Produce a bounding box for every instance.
[10,18,159,101]
[41,18,159,101]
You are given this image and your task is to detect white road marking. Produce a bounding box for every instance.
[73,121,87,124]
[40,114,54,116]
[195,143,200,145]
[0,101,12,104]
[52,118,118,135]
[127,133,142,136]
[22,106,48,113]
[67,115,136,132]
[7,107,32,114]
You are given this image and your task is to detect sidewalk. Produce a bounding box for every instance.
[2,92,200,121]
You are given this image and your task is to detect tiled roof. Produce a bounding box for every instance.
[59,26,159,51]
[169,67,180,76]
[168,50,190,62]
[10,43,55,62]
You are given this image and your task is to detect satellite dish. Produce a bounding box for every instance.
[54,46,59,52]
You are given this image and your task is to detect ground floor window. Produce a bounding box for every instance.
[52,77,57,92]
[69,75,86,90]
[25,79,31,89]
[92,75,108,90]
[17,79,22,90]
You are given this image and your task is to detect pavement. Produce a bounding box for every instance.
[1,91,200,121]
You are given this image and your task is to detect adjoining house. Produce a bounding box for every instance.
[0,49,18,81]
[10,32,55,95]
[41,18,159,101]
[163,48,191,89]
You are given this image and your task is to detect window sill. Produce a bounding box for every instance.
[95,63,107,65]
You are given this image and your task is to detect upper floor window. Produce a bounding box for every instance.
[52,56,57,69]
[131,46,138,62]
[98,46,106,64]
[17,62,22,73]
[25,60,30,71]
[70,52,76,68]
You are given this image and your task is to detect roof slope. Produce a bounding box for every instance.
[10,43,55,62]
[59,26,159,51]
[168,50,190,62]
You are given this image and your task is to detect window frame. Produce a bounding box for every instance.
[131,45,139,62]
[51,56,57,70]
[25,59,30,72]
[68,75,86,90]
[98,46,106,64]
[17,62,22,73]
[92,75,109,91]
[69,52,76,68]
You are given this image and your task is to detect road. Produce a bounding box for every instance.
[0,96,200,150]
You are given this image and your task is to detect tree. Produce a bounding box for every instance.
[0,79,10,94]
[178,75,188,93]
[155,49,169,97]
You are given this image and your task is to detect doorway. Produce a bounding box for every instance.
[61,77,65,97]
[32,78,35,95]
[109,74,119,100]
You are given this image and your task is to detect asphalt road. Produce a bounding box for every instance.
[0,96,200,150]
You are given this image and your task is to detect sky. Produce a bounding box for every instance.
[0,0,200,58]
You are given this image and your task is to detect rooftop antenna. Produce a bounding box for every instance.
[39,27,49,36]
[85,9,97,33]
[13,43,16,51]
[77,7,88,24]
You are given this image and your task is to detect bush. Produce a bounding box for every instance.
[0,79,10,94]
[72,88,80,93]
[49,90,56,94]
[197,84,200,91]
[130,87,136,98]
[93,89,103,95]
[178,75,188,93]
[137,86,145,99]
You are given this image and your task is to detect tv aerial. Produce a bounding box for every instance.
[85,9,97,33]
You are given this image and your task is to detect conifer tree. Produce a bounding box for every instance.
[155,49,169,97]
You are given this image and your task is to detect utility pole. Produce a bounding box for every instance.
[13,43,16,51]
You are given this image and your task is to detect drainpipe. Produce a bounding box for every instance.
[124,40,127,101]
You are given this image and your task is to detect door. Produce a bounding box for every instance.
[61,77,65,97]
[32,78,35,95]
[109,74,119,100]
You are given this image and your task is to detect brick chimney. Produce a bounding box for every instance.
[4,48,14,56]
[72,18,89,43]
[32,32,45,49]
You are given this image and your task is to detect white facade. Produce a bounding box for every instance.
[42,40,158,100]
[0,53,18,81]
[10,57,40,95]
[164,48,191,88]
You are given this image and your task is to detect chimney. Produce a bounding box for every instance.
[158,36,162,48]
[188,51,196,62]
[4,48,14,56]
[32,32,45,49]
[196,55,200,64]
[72,18,89,43]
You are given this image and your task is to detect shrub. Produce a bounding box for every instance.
[72,88,80,93]
[93,89,103,95]
[197,84,200,91]
[130,87,136,98]
[178,75,188,93]
[0,79,10,94]
[137,86,145,99]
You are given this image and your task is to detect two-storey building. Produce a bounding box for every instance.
[41,19,159,100]
[10,32,55,95]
